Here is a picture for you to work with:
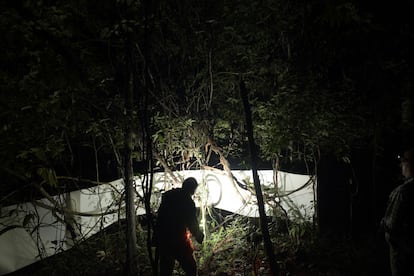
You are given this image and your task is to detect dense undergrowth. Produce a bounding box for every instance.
[9,214,389,276]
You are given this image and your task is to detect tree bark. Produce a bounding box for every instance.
[240,80,280,276]
[125,42,138,275]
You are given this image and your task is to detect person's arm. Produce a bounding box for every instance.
[186,200,204,244]
[387,188,407,236]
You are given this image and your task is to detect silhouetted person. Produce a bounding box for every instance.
[154,177,204,276]
[382,148,414,276]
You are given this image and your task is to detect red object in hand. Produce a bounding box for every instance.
[185,230,195,250]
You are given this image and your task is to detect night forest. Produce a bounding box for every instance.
[1,0,414,275]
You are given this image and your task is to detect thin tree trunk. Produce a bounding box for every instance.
[125,44,138,275]
[125,125,137,275]
[142,0,157,272]
[240,79,279,276]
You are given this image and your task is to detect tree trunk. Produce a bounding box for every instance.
[125,43,138,274]
[240,80,280,276]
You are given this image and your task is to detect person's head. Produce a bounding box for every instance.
[182,177,198,195]
[400,148,414,178]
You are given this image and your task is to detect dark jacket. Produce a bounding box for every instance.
[383,178,414,244]
[154,188,202,248]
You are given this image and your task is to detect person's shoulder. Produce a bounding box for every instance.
[162,188,180,199]
[400,178,414,189]
[396,178,414,198]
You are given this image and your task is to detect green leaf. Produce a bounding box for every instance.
[36,167,58,187]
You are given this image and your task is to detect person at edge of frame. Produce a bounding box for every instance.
[381,147,414,276]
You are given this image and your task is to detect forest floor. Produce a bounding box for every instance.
[8,218,391,276]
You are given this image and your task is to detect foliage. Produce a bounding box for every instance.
[143,0,410,170]
[2,0,411,189]
[10,212,387,276]
[0,1,126,197]
[254,78,367,163]
[10,220,153,276]
[196,217,252,274]
[1,0,413,273]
